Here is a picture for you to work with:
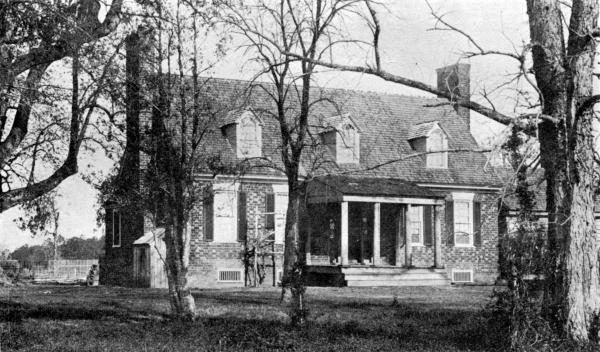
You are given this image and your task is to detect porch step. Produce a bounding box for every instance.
[342,267,450,287]
[346,278,450,287]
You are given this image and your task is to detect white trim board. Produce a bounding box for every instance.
[342,195,444,205]
[417,183,502,191]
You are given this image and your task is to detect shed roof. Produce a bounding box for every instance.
[133,228,165,245]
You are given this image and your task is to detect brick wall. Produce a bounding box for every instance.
[187,181,285,288]
[441,192,499,284]
[101,205,144,286]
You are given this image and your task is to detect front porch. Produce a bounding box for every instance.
[302,176,449,286]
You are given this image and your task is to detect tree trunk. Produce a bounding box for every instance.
[561,0,600,339]
[163,224,196,320]
[565,111,600,339]
[282,184,307,326]
[527,0,600,341]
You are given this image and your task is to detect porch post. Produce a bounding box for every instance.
[341,201,349,265]
[405,204,412,267]
[373,202,381,265]
[305,223,312,265]
[434,204,443,269]
[395,207,403,266]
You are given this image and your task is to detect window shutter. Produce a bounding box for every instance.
[423,205,433,246]
[204,197,214,241]
[473,201,482,247]
[265,193,275,230]
[113,211,121,247]
[445,200,454,246]
[106,208,113,243]
[237,192,247,242]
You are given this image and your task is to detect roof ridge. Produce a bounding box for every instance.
[202,75,447,103]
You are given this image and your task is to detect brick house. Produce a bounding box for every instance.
[101,62,505,288]
[498,178,600,238]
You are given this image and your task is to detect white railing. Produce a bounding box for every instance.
[32,259,98,283]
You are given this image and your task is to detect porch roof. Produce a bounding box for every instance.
[305,176,440,204]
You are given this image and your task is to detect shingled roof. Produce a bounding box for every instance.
[176,77,502,187]
[306,176,439,200]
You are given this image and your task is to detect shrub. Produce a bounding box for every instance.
[491,223,599,351]
[18,268,34,280]
[0,260,21,278]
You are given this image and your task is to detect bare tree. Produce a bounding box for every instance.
[120,0,228,320]
[221,0,366,326]
[283,0,600,342]
[0,0,125,211]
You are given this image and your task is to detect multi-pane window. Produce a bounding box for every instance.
[112,210,121,247]
[341,124,356,148]
[238,117,261,157]
[426,129,448,168]
[454,201,472,246]
[265,193,275,231]
[409,206,423,245]
[336,123,360,163]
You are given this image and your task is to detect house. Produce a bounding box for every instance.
[101,61,505,288]
[497,171,600,236]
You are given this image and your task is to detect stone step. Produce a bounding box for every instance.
[346,278,450,287]
[341,267,445,275]
[344,273,448,281]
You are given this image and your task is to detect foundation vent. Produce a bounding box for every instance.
[218,270,242,282]
[452,269,473,283]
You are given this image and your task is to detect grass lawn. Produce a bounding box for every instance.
[0,284,503,351]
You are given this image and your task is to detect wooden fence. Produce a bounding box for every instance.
[32,259,98,283]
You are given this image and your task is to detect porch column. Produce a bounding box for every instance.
[395,208,403,266]
[405,204,412,267]
[434,204,443,269]
[373,203,381,265]
[341,201,349,265]
[305,223,312,265]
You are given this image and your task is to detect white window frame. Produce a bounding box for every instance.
[237,113,262,158]
[335,122,360,164]
[408,206,424,246]
[112,210,121,248]
[426,125,448,169]
[272,184,288,244]
[452,192,474,247]
[212,182,239,243]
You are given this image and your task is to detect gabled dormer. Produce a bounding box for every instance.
[408,121,448,169]
[319,114,360,164]
[221,110,263,158]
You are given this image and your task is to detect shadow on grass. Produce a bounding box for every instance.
[0,301,169,323]
[0,300,504,351]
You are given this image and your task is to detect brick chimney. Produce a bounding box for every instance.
[436,63,470,130]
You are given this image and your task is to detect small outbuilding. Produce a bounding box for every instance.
[133,228,168,288]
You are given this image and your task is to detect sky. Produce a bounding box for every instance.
[0,0,532,251]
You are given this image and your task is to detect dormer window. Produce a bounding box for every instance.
[320,114,360,164]
[427,128,448,168]
[408,121,448,169]
[221,110,263,158]
[238,115,262,157]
